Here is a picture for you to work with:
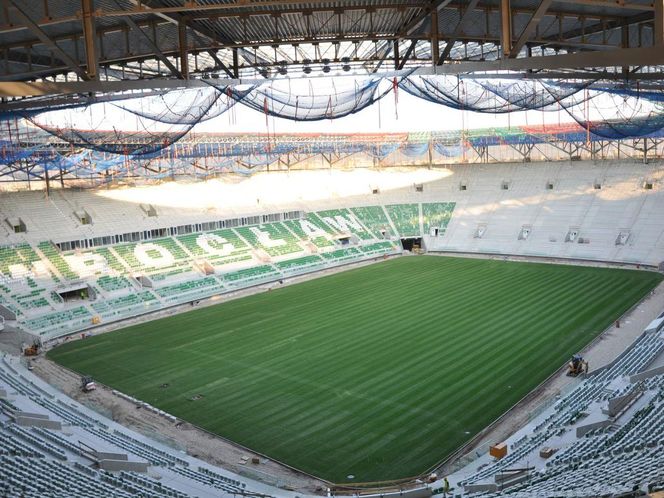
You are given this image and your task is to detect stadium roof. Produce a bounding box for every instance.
[1,0,664,107]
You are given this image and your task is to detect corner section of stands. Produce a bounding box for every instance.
[0,354,263,498]
[452,320,664,498]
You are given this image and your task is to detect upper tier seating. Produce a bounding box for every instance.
[350,206,394,238]
[422,202,456,235]
[315,208,373,240]
[384,204,421,237]
[38,242,78,281]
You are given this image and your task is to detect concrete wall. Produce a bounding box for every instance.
[15,415,62,430]
[576,419,613,437]
[630,364,664,383]
[98,459,149,473]
[94,451,128,461]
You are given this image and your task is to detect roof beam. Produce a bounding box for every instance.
[119,13,182,78]
[397,39,417,70]
[438,0,482,64]
[541,12,652,47]
[1,45,663,98]
[5,0,90,80]
[509,0,554,58]
[0,2,639,40]
[554,0,652,10]
[126,0,236,78]
[430,44,664,72]
[399,0,455,37]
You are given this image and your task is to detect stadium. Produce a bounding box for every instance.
[1,1,664,497]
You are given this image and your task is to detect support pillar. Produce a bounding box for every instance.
[430,7,439,67]
[500,0,512,59]
[178,20,189,79]
[656,0,664,46]
[232,47,239,78]
[81,0,98,80]
[394,39,400,69]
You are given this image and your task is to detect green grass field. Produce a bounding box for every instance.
[48,256,662,483]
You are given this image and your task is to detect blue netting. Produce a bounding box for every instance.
[3,73,664,162]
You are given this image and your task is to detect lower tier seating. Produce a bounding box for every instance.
[222,265,279,285]
[154,276,223,300]
[21,307,92,336]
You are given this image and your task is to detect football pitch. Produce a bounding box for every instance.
[47,256,663,483]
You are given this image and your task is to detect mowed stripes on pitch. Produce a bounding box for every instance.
[48,257,662,483]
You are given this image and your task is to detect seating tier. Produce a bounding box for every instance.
[385,204,421,237]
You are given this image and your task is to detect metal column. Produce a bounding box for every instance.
[500,0,512,59]
[430,7,439,66]
[81,0,98,80]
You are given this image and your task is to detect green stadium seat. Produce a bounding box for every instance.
[316,209,373,240]
[422,202,456,235]
[92,248,126,273]
[37,242,78,281]
[22,306,92,334]
[235,222,303,257]
[276,255,325,273]
[320,247,363,263]
[222,265,279,285]
[12,289,52,313]
[283,216,335,247]
[384,204,421,237]
[360,241,399,255]
[208,253,254,268]
[0,243,52,282]
[154,276,223,299]
[151,237,189,260]
[113,243,144,269]
[177,229,252,263]
[350,206,394,238]
[91,291,159,317]
[149,265,194,282]
[97,275,132,292]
